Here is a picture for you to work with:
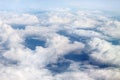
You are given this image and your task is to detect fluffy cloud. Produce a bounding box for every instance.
[0,12,39,25]
[0,10,120,80]
[88,37,120,66]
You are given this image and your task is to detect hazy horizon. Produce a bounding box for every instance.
[0,0,120,13]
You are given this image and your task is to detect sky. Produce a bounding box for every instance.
[0,0,120,13]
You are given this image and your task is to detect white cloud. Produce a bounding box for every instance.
[0,13,39,25]
[0,10,120,80]
[88,37,120,66]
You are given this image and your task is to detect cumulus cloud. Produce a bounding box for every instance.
[0,10,120,80]
[88,37,120,66]
[0,12,39,25]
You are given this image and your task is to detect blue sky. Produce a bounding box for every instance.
[0,0,120,13]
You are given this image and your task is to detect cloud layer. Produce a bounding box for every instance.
[0,10,120,80]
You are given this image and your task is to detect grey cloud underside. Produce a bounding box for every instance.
[0,11,120,80]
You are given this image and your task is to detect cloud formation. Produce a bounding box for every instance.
[0,10,120,80]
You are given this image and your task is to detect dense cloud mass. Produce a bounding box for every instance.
[0,10,120,80]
